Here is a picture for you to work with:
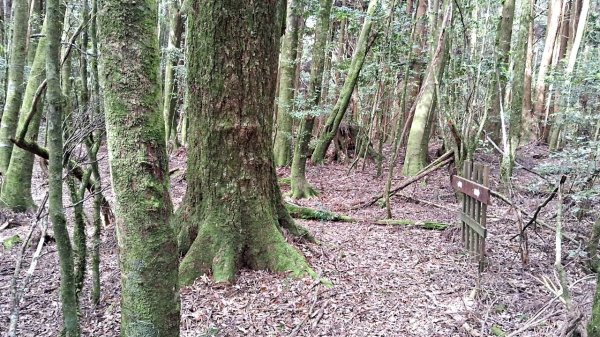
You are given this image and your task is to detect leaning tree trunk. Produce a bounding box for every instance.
[402,1,452,176]
[311,0,380,164]
[177,0,314,285]
[273,0,303,167]
[0,17,49,211]
[290,0,334,199]
[162,0,183,149]
[46,0,80,334]
[0,0,28,174]
[98,0,180,335]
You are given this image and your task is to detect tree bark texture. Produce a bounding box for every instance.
[98,0,180,335]
[178,0,314,285]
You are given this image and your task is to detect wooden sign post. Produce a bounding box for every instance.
[452,161,490,269]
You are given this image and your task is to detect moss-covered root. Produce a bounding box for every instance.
[291,177,319,199]
[179,214,314,287]
[285,202,355,222]
[375,219,449,230]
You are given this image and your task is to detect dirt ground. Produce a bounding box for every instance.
[0,143,597,336]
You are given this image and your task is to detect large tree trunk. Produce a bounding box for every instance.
[290,0,334,199]
[0,0,28,174]
[311,0,380,164]
[98,0,180,335]
[46,0,80,335]
[178,0,314,285]
[273,0,304,167]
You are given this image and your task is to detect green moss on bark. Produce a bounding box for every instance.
[99,0,180,335]
[179,0,314,286]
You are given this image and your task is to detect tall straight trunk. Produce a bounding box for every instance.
[46,0,80,335]
[290,0,334,199]
[162,0,183,148]
[311,0,380,164]
[177,0,313,285]
[533,0,563,140]
[98,0,180,335]
[501,0,533,180]
[0,0,29,174]
[273,0,303,167]
[89,0,101,305]
[488,0,515,145]
[402,1,452,176]
[0,17,49,211]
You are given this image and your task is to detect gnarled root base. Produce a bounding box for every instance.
[291,177,319,199]
[178,207,315,286]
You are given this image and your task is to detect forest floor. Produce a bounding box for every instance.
[0,143,597,336]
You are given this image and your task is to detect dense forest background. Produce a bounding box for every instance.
[0,0,599,336]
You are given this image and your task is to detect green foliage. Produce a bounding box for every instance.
[2,234,22,250]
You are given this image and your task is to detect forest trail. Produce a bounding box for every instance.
[0,144,596,336]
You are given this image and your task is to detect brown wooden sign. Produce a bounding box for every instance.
[452,175,491,205]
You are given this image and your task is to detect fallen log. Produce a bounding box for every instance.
[285,202,356,222]
[375,219,449,230]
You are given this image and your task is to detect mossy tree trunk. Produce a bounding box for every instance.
[290,0,333,199]
[590,219,600,336]
[273,0,304,167]
[311,0,380,164]
[98,0,180,335]
[46,0,80,334]
[488,0,515,146]
[402,1,451,176]
[178,0,314,285]
[500,0,531,181]
[0,0,28,174]
[0,17,49,211]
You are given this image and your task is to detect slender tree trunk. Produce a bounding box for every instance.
[489,0,515,146]
[290,0,334,199]
[89,0,102,305]
[162,0,183,149]
[589,218,600,336]
[533,0,563,140]
[177,0,314,285]
[0,0,29,174]
[273,0,304,167]
[500,0,532,180]
[311,0,380,164]
[46,0,80,334]
[98,0,180,335]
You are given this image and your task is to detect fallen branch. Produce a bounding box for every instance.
[490,189,578,244]
[8,194,48,337]
[285,202,356,222]
[520,175,566,234]
[356,151,454,209]
[10,137,114,225]
[396,192,457,213]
